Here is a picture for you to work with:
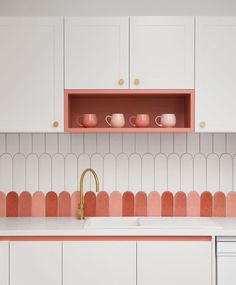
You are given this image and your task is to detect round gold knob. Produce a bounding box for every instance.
[118,79,125,86]
[53,121,59,128]
[200,121,206,128]
[134,78,140,85]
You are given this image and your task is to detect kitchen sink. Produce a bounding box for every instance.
[84,217,140,229]
[139,217,222,229]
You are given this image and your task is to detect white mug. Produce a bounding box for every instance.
[105,113,125,128]
[155,114,176,128]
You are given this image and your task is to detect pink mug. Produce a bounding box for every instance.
[155,114,176,128]
[105,113,125,128]
[76,114,98,128]
[129,114,150,128]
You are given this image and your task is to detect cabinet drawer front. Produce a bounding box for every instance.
[218,242,236,254]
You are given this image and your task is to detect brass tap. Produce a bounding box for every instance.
[78,168,99,220]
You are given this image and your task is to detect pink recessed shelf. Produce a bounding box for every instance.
[64,89,194,133]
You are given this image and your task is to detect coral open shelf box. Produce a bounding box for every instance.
[64,90,194,132]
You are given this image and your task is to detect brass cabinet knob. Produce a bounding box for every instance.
[134,78,140,85]
[200,121,206,128]
[53,121,59,128]
[118,79,125,86]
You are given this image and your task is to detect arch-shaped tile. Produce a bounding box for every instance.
[91,154,103,193]
[207,153,219,192]
[52,154,64,193]
[220,154,232,193]
[71,191,80,217]
[193,154,206,192]
[187,191,200,217]
[200,191,213,217]
[65,154,77,192]
[58,191,71,217]
[168,154,180,193]
[213,192,226,217]
[96,191,109,217]
[6,192,18,217]
[46,191,58,217]
[155,154,167,191]
[0,154,12,192]
[0,192,6,217]
[12,154,26,192]
[109,191,122,217]
[135,192,147,216]
[174,192,186,217]
[39,154,52,193]
[32,191,45,217]
[84,191,96,217]
[147,192,161,216]
[129,154,141,192]
[142,154,154,192]
[26,154,38,193]
[161,191,173,217]
[122,191,134,217]
[226,192,236,217]
[19,191,32,217]
[180,154,193,192]
[116,154,129,192]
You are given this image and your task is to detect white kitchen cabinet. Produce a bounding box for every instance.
[10,241,62,285]
[0,17,63,132]
[0,242,9,285]
[196,17,236,132]
[65,17,129,89]
[63,241,136,285]
[217,240,236,285]
[130,17,194,89]
[137,241,212,285]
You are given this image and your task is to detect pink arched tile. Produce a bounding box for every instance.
[187,191,200,217]
[58,191,71,217]
[96,191,109,217]
[19,191,32,217]
[0,192,6,217]
[109,191,122,216]
[122,191,134,217]
[174,192,187,217]
[200,191,213,217]
[213,192,226,217]
[46,191,58,217]
[84,191,96,217]
[135,192,147,216]
[161,191,173,217]
[147,192,161,216]
[6,192,18,217]
[226,192,236,217]
[32,192,45,217]
[71,191,80,217]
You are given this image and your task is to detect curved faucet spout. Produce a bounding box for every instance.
[78,168,99,220]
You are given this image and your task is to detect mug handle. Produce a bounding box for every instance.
[76,116,83,127]
[105,115,112,127]
[155,116,163,127]
[129,116,136,127]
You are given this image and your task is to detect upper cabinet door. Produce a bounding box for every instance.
[196,17,236,132]
[130,17,194,89]
[0,17,63,132]
[65,17,129,89]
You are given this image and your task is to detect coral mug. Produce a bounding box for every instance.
[76,114,98,128]
[129,114,150,128]
[155,114,176,128]
[105,113,125,128]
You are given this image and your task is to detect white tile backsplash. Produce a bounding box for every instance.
[0,133,235,194]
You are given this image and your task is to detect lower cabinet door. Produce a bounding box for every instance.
[137,241,212,285]
[0,242,9,285]
[10,241,62,285]
[63,241,136,285]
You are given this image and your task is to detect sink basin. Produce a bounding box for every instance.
[84,217,139,229]
[139,217,222,229]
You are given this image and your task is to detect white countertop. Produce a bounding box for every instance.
[1,217,236,237]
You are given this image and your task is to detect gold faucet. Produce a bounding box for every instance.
[78,168,99,220]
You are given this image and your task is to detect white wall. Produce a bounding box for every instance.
[0,0,236,16]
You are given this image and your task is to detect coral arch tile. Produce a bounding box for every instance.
[32,192,45,217]
[58,191,71,217]
[187,191,200,217]
[84,191,96,217]
[96,191,109,217]
[122,191,134,217]
[174,192,187,217]
[226,192,236,217]
[0,192,6,217]
[6,192,18,217]
[46,191,58,217]
[147,191,161,216]
[213,192,226,217]
[135,192,147,216]
[200,191,212,217]
[109,191,122,216]
[71,191,80,217]
[19,191,32,217]
[161,191,173,217]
